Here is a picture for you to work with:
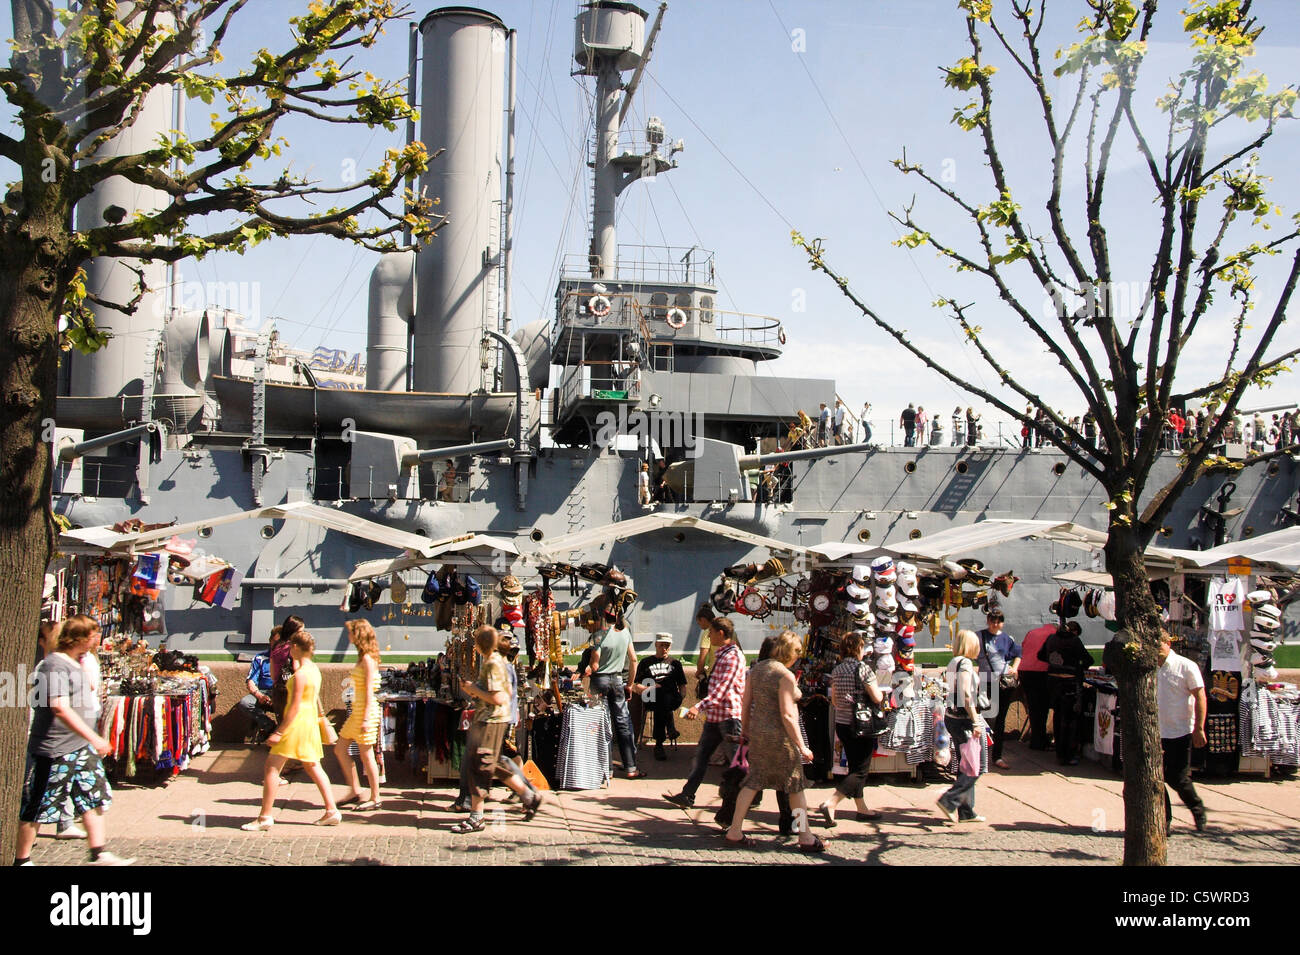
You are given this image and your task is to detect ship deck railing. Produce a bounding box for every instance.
[554,290,784,351]
[560,244,716,286]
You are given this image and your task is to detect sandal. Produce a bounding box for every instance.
[354,800,383,812]
[521,793,546,822]
[721,834,757,848]
[816,804,837,828]
[994,759,1010,770]
[240,816,274,832]
[450,817,487,834]
[337,794,363,807]
[796,835,826,853]
[313,810,342,826]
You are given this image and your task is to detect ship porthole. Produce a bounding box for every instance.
[673,532,686,543]
[1052,462,1067,476]
[1243,525,1255,537]
[857,529,871,543]
[904,461,916,474]
[259,524,276,540]
[197,526,212,539]
[1267,461,1280,476]
[530,528,544,542]
[955,461,969,474]
[908,529,922,540]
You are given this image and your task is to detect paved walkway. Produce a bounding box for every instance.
[27,740,1299,866]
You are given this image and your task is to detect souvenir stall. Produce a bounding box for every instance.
[1053,527,1300,779]
[54,525,229,780]
[346,537,642,790]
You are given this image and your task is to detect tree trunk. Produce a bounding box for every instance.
[1104,520,1167,866]
[0,208,66,859]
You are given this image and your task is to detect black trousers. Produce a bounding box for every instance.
[1049,677,1080,763]
[1161,734,1204,825]
[1019,673,1052,750]
[833,723,875,798]
[650,697,680,744]
[986,684,1013,762]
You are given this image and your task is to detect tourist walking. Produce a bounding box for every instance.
[451,626,545,833]
[815,630,884,826]
[1157,632,1207,832]
[936,630,986,824]
[14,615,132,866]
[860,401,873,444]
[242,630,341,830]
[723,631,823,852]
[333,620,383,812]
[664,617,747,824]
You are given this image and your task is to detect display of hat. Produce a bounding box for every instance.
[852,564,871,585]
[654,633,673,645]
[892,648,914,673]
[897,632,916,648]
[895,562,920,595]
[710,581,736,614]
[942,559,967,580]
[873,635,894,655]
[846,578,870,600]
[1250,637,1278,652]
[1253,604,1281,621]
[847,599,871,621]
[917,575,945,601]
[1254,665,1278,682]
[747,557,785,583]
[503,604,525,628]
[1252,615,1281,632]
[874,657,895,678]
[875,591,899,610]
[1250,651,1276,668]
[1246,589,1273,605]
[870,556,896,580]
[500,574,524,596]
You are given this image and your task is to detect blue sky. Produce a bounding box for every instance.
[5,1,1299,434]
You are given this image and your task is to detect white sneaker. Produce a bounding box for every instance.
[56,824,88,840]
[87,850,135,866]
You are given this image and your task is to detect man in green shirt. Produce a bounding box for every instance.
[452,626,544,833]
[582,597,645,779]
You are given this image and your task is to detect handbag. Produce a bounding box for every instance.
[729,743,750,774]
[850,662,887,738]
[316,698,338,745]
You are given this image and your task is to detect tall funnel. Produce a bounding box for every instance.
[413,7,507,395]
[70,80,173,399]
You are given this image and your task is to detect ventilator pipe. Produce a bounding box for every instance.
[58,422,157,462]
[400,438,515,469]
[738,441,874,470]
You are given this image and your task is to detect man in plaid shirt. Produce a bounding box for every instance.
[664,618,748,825]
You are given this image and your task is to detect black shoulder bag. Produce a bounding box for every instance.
[851,662,887,738]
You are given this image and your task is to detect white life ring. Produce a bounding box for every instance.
[666,307,687,328]
[777,326,787,345]
[589,295,611,317]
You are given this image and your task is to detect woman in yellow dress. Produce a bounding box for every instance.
[241,630,340,829]
[333,619,383,811]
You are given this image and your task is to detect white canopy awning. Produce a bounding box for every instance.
[878,520,1110,564]
[59,501,453,558]
[536,513,817,562]
[347,534,521,583]
[1159,527,1300,573]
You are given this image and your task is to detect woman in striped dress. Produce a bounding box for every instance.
[334,619,383,811]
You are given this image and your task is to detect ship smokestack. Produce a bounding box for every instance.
[412,7,507,395]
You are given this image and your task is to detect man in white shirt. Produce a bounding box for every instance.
[1156,632,1207,832]
[832,399,846,445]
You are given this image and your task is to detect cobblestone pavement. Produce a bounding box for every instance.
[26,741,1300,866]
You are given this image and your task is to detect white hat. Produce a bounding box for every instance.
[1252,616,1281,632]
[1247,589,1272,604]
[1253,603,1281,621]
[1249,637,1277,653]
[896,562,919,595]
[654,632,673,645]
[852,564,871,585]
[871,556,896,580]
[846,599,872,620]
[873,635,894,656]
[875,591,899,611]
[1254,665,1278,682]
[846,579,870,599]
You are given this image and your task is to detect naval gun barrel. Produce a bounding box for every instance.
[738,442,874,470]
[58,423,157,463]
[401,438,515,469]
